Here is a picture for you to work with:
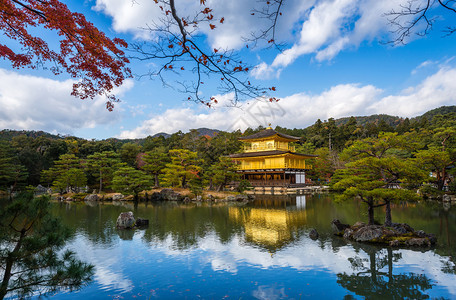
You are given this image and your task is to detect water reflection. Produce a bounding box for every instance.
[337,244,433,299]
[50,194,456,299]
[228,197,308,251]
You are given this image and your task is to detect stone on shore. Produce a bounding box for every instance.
[112,194,125,201]
[84,194,99,201]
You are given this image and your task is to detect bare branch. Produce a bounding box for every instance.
[385,0,456,44]
[128,0,277,107]
[245,0,286,51]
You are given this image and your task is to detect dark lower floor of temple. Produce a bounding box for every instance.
[238,169,308,187]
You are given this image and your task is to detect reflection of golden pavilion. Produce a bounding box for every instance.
[229,203,308,251]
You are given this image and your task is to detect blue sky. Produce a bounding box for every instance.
[1,0,456,139]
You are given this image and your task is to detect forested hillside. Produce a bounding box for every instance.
[0,106,454,196]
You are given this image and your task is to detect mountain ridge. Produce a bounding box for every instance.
[1,106,454,141]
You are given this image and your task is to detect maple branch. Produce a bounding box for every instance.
[129,0,276,107]
[1,0,131,110]
[245,0,286,51]
[10,0,47,22]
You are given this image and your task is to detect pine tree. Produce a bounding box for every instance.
[141,149,169,188]
[40,154,86,193]
[0,142,28,192]
[0,193,93,299]
[86,151,124,193]
[206,157,240,191]
[111,167,152,200]
[333,132,426,225]
[161,149,202,188]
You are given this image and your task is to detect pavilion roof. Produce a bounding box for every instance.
[229,150,317,158]
[239,129,301,141]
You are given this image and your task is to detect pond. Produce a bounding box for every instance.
[49,194,455,299]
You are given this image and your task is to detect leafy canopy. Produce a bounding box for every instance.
[0,0,131,110]
[0,193,93,299]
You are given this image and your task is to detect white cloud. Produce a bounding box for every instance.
[94,0,314,50]
[367,66,456,116]
[94,0,426,79]
[119,65,456,138]
[149,230,456,297]
[272,0,358,68]
[250,62,280,80]
[0,69,133,135]
[93,0,164,40]
[253,0,409,78]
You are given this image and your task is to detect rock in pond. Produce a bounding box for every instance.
[351,225,386,242]
[309,228,319,240]
[135,218,149,227]
[334,221,437,247]
[331,219,350,235]
[116,211,135,229]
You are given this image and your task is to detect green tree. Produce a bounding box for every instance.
[141,149,169,188]
[333,132,426,226]
[188,176,204,197]
[119,142,142,167]
[143,135,167,152]
[0,142,28,192]
[415,147,454,191]
[86,151,124,193]
[40,154,86,193]
[0,193,93,299]
[162,149,202,188]
[111,167,152,200]
[415,116,456,190]
[206,157,240,191]
[307,147,334,183]
[165,131,184,150]
[196,130,242,175]
[52,168,87,194]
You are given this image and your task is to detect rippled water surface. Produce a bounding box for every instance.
[49,194,456,299]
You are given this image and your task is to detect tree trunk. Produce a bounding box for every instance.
[0,229,25,300]
[99,170,103,194]
[384,200,392,227]
[387,247,393,283]
[369,251,377,283]
[439,168,447,191]
[154,173,160,188]
[367,197,375,225]
[181,175,186,188]
[208,178,214,191]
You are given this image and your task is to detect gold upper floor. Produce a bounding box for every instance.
[234,154,310,170]
[243,139,296,152]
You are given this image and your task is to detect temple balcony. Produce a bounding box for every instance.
[243,144,296,152]
[238,160,307,170]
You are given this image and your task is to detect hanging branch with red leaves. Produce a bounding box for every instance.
[129,0,279,107]
[0,0,131,111]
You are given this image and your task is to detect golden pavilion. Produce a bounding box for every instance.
[229,127,316,187]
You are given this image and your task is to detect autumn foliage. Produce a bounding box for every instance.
[0,0,131,110]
